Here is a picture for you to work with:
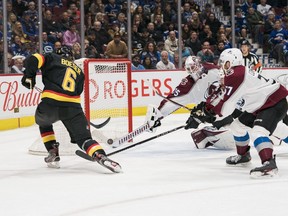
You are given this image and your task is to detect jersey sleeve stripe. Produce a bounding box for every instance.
[32,53,45,68]
[41,90,81,103]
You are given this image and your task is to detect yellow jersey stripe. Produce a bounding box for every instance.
[33,53,45,68]
[42,90,81,103]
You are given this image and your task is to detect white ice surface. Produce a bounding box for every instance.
[1,114,288,216]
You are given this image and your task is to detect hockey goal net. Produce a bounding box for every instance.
[28,58,133,155]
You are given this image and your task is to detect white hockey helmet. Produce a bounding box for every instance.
[218,48,243,75]
[185,56,203,80]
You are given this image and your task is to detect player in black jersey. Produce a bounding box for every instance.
[240,39,262,74]
[21,46,121,172]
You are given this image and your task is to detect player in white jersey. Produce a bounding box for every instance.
[145,55,220,132]
[185,48,288,177]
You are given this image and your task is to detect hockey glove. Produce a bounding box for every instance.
[185,115,202,129]
[191,102,216,124]
[21,75,36,90]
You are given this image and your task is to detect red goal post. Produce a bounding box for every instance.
[83,58,133,143]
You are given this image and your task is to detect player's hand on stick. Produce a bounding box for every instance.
[21,75,36,89]
[145,104,163,133]
[185,115,201,129]
[191,102,216,124]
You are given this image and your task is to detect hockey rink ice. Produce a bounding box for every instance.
[1,113,288,216]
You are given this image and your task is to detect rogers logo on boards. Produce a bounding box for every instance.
[0,81,41,111]
[88,78,173,102]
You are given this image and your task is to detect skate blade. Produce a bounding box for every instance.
[103,161,122,173]
[226,161,252,167]
[47,161,60,169]
[250,169,278,179]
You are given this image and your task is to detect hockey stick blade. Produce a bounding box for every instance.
[90,117,111,129]
[76,150,95,161]
[107,125,185,156]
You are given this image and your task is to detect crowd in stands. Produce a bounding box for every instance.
[0,0,288,74]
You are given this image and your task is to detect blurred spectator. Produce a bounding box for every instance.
[189,0,201,13]
[87,21,112,55]
[164,30,178,56]
[240,39,262,73]
[173,52,182,69]
[113,12,127,35]
[7,13,18,42]
[89,0,105,15]
[62,23,81,47]
[177,40,194,63]
[132,14,146,33]
[241,0,257,15]
[196,40,214,63]
[156,50,176,70]
[199,3,212,22]
[257,0,271,17]
[105,32,128,58]
[132,5,150,27]
[20,11,38,41]
[198,25,217,45]
[181,2,193,25]
[182,24,191,42]
[140,41,159,68]
[42,32,54,53]
[84,39,101,58]
[163,23,178,41]
[131,54,145,70]
[131,24,146,52]
[95,12,109,30]
[246,6,264,44]
[10,35,29,57]
[263,10,276,53]
[235,8,248,39]
[25,1,38,23]
[156,41,174,63]
[58,11,71,32]
[218,33,232,49]
[12,0,28,18]
[11,55,25,74]
[43,0,63,9]
[72,42,81,59]
[190,11,202,33]
[43,9,62,43]
[151,6,163,23]
[0,52,13,74]
[205,13,222,37]
[147,22,163,44]
[69,3,81,24]
[213,40,226,60]
[142,55,156,69]
[105,0,121,23]
[268,19,288,65]
[6,2,14,17]
[163,3,176,23]
[185,30,202,55]
[140,28,153,46]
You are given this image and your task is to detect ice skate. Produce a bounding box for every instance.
[226,147,251,166]
[44,143,60,169]
[93,152,122,173]
[250,156,278,178]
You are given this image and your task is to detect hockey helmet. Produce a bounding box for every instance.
[218,48,243,75]
[184,56,203,80]
[55,46,74,60]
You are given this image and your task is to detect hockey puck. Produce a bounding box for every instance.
[107,139,113,145]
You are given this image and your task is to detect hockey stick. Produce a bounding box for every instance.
[108,122,151,147]
[35,86,111,130]
[76,125,184,159]
[90,117,111,129]
[106,125,185,156]
[145,80,192,111]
